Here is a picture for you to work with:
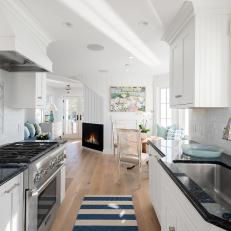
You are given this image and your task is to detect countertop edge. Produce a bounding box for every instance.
[0,165,27,187]
[147,140,231,230]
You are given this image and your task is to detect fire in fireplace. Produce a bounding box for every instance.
[82,123,104,151]
[85,134,99,145]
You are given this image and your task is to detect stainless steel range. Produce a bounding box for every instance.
[0,141,66,231]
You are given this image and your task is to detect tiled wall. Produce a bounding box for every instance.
[189,108,231,155]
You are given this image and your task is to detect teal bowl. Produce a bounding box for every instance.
[182,144,223,158]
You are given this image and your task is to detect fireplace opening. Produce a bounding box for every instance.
[85,133,99,145]
[82,123,104,151]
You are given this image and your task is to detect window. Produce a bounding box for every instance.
[160,88,172,127]
[35,109,44,123]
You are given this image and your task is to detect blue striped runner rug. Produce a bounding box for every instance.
[72,195,139,231]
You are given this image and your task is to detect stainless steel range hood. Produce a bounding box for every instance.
[0,51,48,72]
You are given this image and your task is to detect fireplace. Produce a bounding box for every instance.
[82,123,104,151]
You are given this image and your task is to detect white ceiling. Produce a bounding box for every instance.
[46,73,83,89]
[21,0,184,79]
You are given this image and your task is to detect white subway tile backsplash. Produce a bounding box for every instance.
[189,108,231,155]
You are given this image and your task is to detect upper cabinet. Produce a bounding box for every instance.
[9,72,46,109]
[163,1,231,108]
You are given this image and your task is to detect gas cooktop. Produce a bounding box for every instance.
[0,142,59,163]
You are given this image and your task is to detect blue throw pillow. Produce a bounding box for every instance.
[24,126,30,139]
[25,122,36,137]
[34,123,42,136]
[157,124,168,139]
[166,128,176,140]
[174,129,185,140]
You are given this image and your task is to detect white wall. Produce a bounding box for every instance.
[189,108,231,155]
[0,70,24,145]
[77,72,154,154]
[83,86,104,124]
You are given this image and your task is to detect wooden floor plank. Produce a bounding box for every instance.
[49,141,160,231]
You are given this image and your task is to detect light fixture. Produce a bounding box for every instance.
[125,63,130,72]
[58,0,160,66]
[128,56,134,60]
[138,20,149,26]
[65,84,71,94]
[87,44,104,51]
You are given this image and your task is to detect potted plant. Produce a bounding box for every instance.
[138,124,150,139]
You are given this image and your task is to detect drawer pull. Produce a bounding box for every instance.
[175,95,182,98]
[169,226,176,231]
[4,183,20,194]
[37,96,42,99]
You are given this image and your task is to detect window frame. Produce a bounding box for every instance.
[159,87,172,128]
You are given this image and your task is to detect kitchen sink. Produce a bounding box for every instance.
[174,162,231,208]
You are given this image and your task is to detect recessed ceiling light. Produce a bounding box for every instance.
[125,64,130,72]
[138,21,149,26]
[98,69,109,73]
[128,56,134,60]
[63,21,73,28]
[87,44,104,51]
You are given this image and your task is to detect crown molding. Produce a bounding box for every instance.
[0,0,52,47]
[162,0,231,44]
[162,1,194,44]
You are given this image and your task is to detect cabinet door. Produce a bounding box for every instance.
[182,20,195,105]
[0,174,23,231]
[36,73,46,108]
[170,39,184,107]
[11,174,23,231]
[149,150,161,222]
[161,185,178,231]
[0,184,12,231]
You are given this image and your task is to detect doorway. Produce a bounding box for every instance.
[63,96,84,138]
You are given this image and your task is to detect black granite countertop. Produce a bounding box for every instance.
[148,139,231,230]
[0,164,27,187]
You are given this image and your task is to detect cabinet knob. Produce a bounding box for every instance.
[175,95,182,98]
[169,226,176,231]
[37,96,42,99]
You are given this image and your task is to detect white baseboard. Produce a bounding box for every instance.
[103,148,113,155]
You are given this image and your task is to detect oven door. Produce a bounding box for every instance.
[26,166,63,231]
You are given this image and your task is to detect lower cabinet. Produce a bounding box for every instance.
[0,173,24,231]
[149,147,161,222]
[161,183,197,231]
[148,146,224,231]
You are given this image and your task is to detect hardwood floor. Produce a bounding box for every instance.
[49,141,160,231]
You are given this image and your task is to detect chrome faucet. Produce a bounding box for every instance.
[223,117,231,141]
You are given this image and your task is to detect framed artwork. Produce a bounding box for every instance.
[110,86,146,112]
[0,82,4,134]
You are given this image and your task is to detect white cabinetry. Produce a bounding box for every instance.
[149,146,161,222]
[0,173,24,231]
[163,1,231,108]
[148,145,225,231]
[10,72,46,109]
